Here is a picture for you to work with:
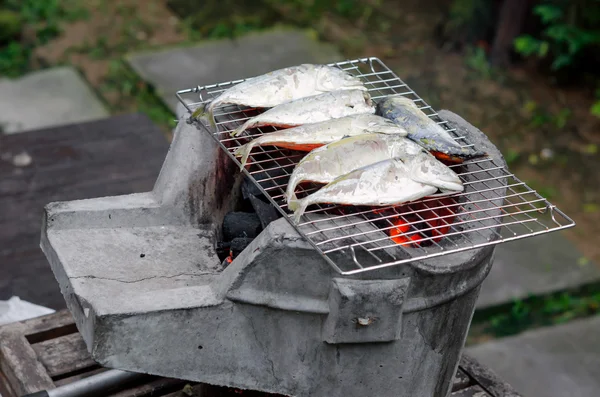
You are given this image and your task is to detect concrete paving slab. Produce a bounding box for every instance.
[0,66,108,134]
[126,29,343,112]
[477,232,600,309]
[466,315,600,397]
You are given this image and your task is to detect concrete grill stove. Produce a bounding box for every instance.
[40,58,575,397]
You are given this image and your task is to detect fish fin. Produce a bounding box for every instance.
[191,103,217,130]
[288,197,309,223]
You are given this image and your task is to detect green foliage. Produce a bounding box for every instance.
[0,0,88,76]
[446,0,494,44]
[0,9,21,43]
[276,0,380,22]
[0,40,29,77]
[522,100,571,130]
[513,1,600,71]
[171,0,382,41]
[465,45,492,78]
[592,88,600,118]
[102,60,175,131]
[472,284,600,338]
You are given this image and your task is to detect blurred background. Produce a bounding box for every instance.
[0,1,599,395]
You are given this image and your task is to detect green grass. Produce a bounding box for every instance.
[101,60,175,132]
[470,282,600,340]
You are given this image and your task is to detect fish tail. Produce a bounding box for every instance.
[288,197,310,223]
[230,120,250,137]
[233,141,256,170]
[285,177,300,204]
[471,150,488,159]
[191,103,217,130]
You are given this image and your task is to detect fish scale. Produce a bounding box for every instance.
[230,89,377,137]
[233,113,407,170]
[192,63,367,129]
[287,153,463,223]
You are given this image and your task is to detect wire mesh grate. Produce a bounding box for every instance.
[176,57,575,275]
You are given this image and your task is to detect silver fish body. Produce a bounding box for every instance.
[287,152,463,223]
[230,89,375,137]
[233,113,407,170]
[192,64,366,128]
[376,96,486,162]
[286,133,426,202]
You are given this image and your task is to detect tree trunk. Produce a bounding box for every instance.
[490,0,531,67]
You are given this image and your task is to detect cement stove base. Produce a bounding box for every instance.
[40,111,506,397]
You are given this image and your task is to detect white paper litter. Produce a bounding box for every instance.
[0,296,55,326]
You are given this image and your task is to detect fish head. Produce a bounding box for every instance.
[316,66,367,92]
[375,96,419,121]
[405,152,464,194]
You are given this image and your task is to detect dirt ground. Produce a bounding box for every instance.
[35,0,600,265]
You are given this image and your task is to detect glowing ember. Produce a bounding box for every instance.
[387,198,458,247]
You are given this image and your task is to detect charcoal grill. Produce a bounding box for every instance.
[176,57,574,275]
[41,57,574,397]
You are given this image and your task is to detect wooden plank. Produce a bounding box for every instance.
[31,333,97,378]
[0,113,169,309]
[0,334,54,395]
[451,385,491,396]
[0,369,17,397]
[452,368,472,392]
[53,367,106,387]
[459,354,523,397]
[0,310,73,339]
[163,384,204,397]
[110,378,188,397]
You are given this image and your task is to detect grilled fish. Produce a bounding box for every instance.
[285,133,427,201]
[233,114,407,170]
[287,152,463,223]
[230,89,375,137]
[192,64,366,129]
[376,96,486,163]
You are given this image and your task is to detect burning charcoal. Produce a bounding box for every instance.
[248,166,290,191]
[248,194,281,229]
[222,211,262,241]
[230,237,254,258]
[241,176,263,199]
[215,241,231,260]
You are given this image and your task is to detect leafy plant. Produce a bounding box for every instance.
[522,100,571,130]
[465,45,493,78]
[0,0,88,76]
[471,283,600,339]
[513,1,600,71]
[0,41,30,77]
[0,9,22,43]
[592,88,600,118]
[102,60,175,131]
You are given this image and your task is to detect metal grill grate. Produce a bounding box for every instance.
[176,57,575,275]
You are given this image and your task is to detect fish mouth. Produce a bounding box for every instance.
[432,180,464,194]
[347,83,368,91]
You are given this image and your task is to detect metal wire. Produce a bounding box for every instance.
[176,57,575,275]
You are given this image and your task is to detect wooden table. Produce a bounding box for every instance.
[0,114,169,309]
[0,311,522,397]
